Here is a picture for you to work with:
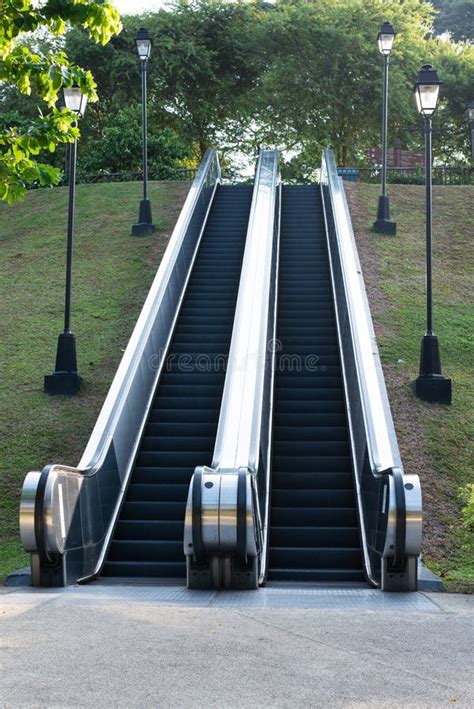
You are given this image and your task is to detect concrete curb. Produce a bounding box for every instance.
[5,567,31,587]
[417,559,444,591]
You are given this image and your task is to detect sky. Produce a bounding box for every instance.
[114,0,166,14]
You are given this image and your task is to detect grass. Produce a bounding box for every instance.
[0,180,189,582]
[347,183,473,592]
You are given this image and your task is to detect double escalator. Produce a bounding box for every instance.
[104,183,363,582]
[22,151,417,591]
[102,184,252,579]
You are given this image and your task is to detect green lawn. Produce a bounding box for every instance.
[347,183,473,592]
[0,180,189,581]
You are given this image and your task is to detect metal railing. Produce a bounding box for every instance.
[20,150,221,586]
[322,149,422,590]
[184,149,281,588]
[338,165,473,185]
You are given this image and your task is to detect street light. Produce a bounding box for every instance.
[132,27,156,236]
[373,21,397,236]
[413,64,452,404]
[44,85,87,395]
[466,101,474,161]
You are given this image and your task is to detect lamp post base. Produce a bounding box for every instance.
[373,195,396,235]
[44,332,82,396]
[414,334,452,404]
[132,198,156,236]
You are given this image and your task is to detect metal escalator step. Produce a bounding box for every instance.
[102,561,186,578]
[271,507,358,526]
[108,540,184,562]
[148,409,219,423]
[275,387,343,401]
[270,526,360,547]
[268,568,365,582]
[145,422,218,437]
[136,451,213,467]
[274,426,347,441]
[269,547,362,569]
[121,501,185,520]
[276,376,341,389]
[126,484,191,502]
[272,400,345,414]
[132,467,195,484]
[140,435,214,451]
[273,455,351,472]
[115,520,184,540]
[274,412,346,427]
[151,396,221,410]
[272,472,353,490]
[273,440,350,456]
[158,373,225,386]
[271,489,356,507]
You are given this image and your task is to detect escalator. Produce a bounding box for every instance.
[269,185,364,582]
[21,149,421,592]
[103,184,252,579]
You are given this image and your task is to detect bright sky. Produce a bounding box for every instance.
[113,0,166,14]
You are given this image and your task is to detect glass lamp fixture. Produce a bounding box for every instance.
[377,21,396,56]
[135,27,152,61]
[466,101,474,122]
[414,64,442,117]
[63,85,87,117]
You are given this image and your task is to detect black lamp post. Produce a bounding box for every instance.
[373,21,397,236]
[466,101,474,161]
[44,86,87,396]
[132,28,156,236]
[413,64,452,404]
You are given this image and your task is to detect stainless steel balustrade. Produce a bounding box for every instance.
[184,149,281,589]
[20,150,221,586]
[320,148,422,591]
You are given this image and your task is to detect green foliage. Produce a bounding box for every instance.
[2,0,473,185]
[432,0,474,42]
[0,0,122,203]
[79,104,191,174]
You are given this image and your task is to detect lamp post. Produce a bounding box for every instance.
[44,86,87,396]
[132,27,156,236]
[413,64,452,404]
[373,21,397,235]
[466,101,474,161]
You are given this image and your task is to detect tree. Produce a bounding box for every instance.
[78,104,191,175]
[432,0,474,42]
[0,0,121,203]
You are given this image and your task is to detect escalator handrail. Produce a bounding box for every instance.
[20,150,221,569]
[211,149,280,474]
[79,149,221,474]
[321,149,402,477]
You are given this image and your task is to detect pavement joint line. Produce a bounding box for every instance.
[235,610,461,694]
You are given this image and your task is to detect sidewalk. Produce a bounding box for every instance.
[1,585,472,707]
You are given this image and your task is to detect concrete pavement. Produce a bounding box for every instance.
[0,585,472,708]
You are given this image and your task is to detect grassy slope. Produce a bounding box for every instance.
[0,180,189,580]
[346,183,473,592]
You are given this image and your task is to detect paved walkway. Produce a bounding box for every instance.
[1,585,472,707]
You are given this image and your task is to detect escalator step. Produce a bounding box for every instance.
[102,561,186,578]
